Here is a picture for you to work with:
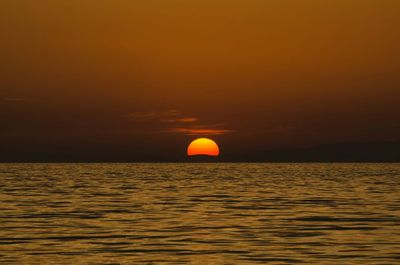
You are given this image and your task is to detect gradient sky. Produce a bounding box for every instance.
[1,0,399,161]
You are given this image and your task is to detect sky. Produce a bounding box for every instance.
[1,0,399,161]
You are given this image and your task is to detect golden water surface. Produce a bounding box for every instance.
[0,163,399,264]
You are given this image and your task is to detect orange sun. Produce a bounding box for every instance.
[187,138,220,157]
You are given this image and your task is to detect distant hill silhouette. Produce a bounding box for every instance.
[229,141,400,162]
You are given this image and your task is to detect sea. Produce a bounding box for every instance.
[0,163,399,264]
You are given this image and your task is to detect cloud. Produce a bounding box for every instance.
[160,117,198,123]
[168,127,233,135]
[126,109,232,135]
[126,109,198,124]
[126,111,157,120]
[126,109,180,121]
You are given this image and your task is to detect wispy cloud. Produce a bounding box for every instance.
[126,109,180,121]
[168,127,233,135]
[126,109,197,123]
[126,109,233,136]
[160,117,198,123]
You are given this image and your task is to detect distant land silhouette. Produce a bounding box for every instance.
[228,141,400,163]
[1,141,399,163]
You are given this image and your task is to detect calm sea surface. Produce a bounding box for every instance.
[0,163,399,264]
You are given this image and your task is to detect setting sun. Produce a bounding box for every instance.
[187,138,220,157]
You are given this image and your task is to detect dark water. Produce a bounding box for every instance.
[0,163,400,264]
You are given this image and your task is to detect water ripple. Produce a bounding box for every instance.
[0,163,399,264]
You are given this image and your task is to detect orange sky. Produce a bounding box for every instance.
[1,0,399,161]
